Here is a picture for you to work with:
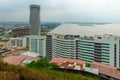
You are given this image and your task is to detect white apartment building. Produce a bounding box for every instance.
[29,36,46,57]
[30,24,120,68]
[9,36,29,47]
[46,34,120,68]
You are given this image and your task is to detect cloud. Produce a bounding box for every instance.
[0,0,120,23]
[42,0,120,23]
[0,0,40,21]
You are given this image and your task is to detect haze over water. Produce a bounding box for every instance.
[50,24,120,36]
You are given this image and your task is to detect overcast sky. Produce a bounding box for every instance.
[0,0,120,23]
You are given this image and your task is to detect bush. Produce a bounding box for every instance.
[86,63,90,67]
[49,63,58,69]
[117,68,120,71]
[26,58,58,69]
[0,71,20,80]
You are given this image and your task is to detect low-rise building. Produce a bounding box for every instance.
[11,27,29,37]
[3,55,38,65]
[90,62,120,80]
[9,36,29,48]
[0,48,11,57]
[51,58,86,70]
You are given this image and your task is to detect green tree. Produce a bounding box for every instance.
[86,63,90,67]
[0,54,2,58]
[26,58,58,69]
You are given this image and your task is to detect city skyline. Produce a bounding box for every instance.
[0,0,120,23]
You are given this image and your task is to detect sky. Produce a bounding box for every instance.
[0,0,120,23]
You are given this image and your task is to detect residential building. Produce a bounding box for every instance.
[46,35,53,60]
[9,36,29,48]
[0,26,6,33]
[45,33,120,68]
[30,24,120,68]
[11,27,29,37]
[29,36,46,57]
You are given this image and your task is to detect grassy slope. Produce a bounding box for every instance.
[0,59,101,80]
[40,69,100,80]
[0,60,59,80]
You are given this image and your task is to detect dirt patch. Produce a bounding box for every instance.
[5,48,29,57]
[0,42,7,47]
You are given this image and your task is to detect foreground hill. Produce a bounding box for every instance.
[0,60,61,80]
[0,58,103,80]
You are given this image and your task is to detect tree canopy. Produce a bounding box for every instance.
[26,58,58,69]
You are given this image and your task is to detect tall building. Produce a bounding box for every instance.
[30,4,40,36]
[46,24,120,68]
[10,4,120,70]
[29,24,120,68]
[46,35,53,60]
[29,5,45,57]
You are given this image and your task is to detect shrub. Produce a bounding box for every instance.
[86,63,90,67]
[26,58,58,69]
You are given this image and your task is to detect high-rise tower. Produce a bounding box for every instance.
[30,4,40,36]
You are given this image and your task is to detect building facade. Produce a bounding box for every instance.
[29,36,46,57]
[46,35,53,60]
[9,36,29,48]
[45,34,120,68]
[30,4,40,36]
[52,35,77,59]
[11,27,29,37]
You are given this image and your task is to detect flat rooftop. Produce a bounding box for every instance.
[30,4,40,8]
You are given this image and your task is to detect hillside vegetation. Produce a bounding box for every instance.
[0,58,102,80]
[27,58,102,80]
[0,59,61,80]
[0,59,86,80]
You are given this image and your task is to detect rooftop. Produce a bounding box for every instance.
[3,55,38,65]
[51,58,86,70]
[90,62,120,79]
[21,51,40,57]
[49,24,120,36]
[30,4,40,8]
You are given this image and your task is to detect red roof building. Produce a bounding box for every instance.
[90,62,120,79]
[3,55,38,65]
[51,58,86,70]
